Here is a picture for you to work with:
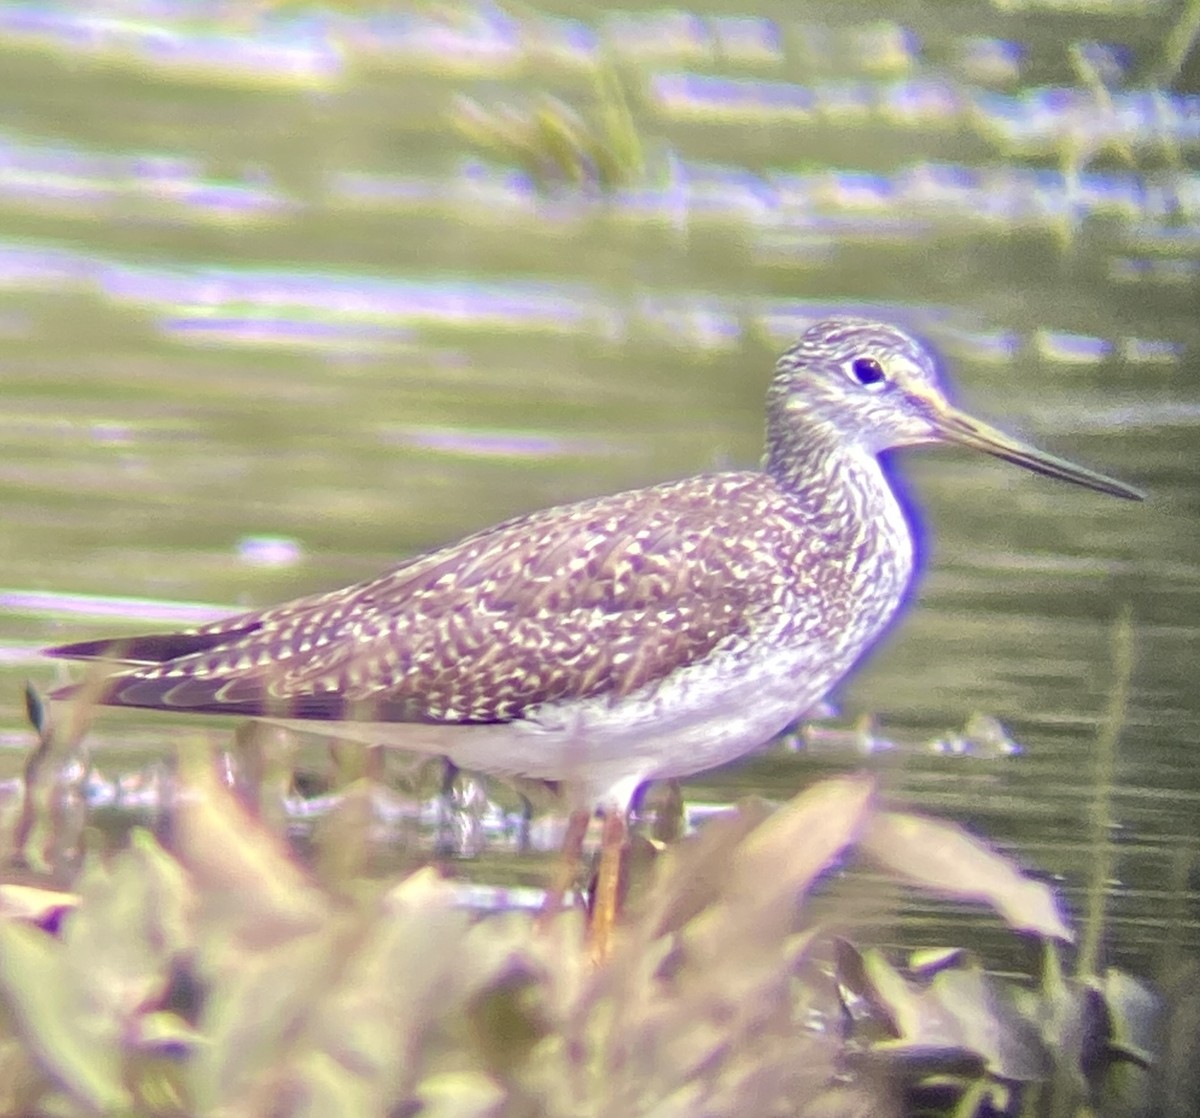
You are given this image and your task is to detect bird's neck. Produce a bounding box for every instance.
[764,419,917,639]
[764,418,881,509]
[764,419,913,562]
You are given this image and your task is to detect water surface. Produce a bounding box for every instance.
[0,0,1196,974]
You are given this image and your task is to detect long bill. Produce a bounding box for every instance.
[932,407,1145,501]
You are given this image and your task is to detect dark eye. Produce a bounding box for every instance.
[850,356,886,387]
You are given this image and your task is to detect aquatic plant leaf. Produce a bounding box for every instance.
[0,883,77,930]
[456,910,551,992]
[64,828,192,1022]
[586,774,876,1108]
[1031,940,1093,1095]
[907,946,967,979]
[729,774,876,901]
[634,797,771,939]
[930,967,1052,1081]
[459,919,552,1079]
[0,1036,43,1116]
[678,776,875,981]
[465,973,547,1077]
[191,924,343,1114]
[0,922,131,1113]
[833,940,902,1039]
[849,944,968,1053]
[1087,968,1159,1117]
[854,1040,985,1081]
[516,905,590,1021]
[200,869,472,1117]
[171,750,328,949]
[416,1071,506,1118]
[1101,967,1160,1067]
[294,869,471,1108]
[131,1010,200,1057]
[860,810,1072,940]
[561,789,878,1118]
[284,1050,374,1118]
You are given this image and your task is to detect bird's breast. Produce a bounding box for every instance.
[772,474,916,665]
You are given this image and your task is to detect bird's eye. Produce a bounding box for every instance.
[850,356,887,389]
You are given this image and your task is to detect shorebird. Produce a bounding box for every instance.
[45,317,1142,950]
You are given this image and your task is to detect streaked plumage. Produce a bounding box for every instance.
[46,317,1142,808]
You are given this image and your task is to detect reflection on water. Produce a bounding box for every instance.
[0,0,1196,977]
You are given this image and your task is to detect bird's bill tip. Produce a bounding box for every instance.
[933,408,1145,501]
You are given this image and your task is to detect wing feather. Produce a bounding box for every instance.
[49,473,819,723]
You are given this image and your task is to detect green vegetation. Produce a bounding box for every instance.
[0,695,1163,1118]
[450,55,645,193]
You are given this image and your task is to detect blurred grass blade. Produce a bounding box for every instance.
[635,797,772,939]
[292,870,471,1110]
[0,922,131,1113]
[64,829,192,1024]
[416,1071,506,1118]
[192,926,342,1114]
[683,775,876,963]
[861,810,1072,941]
[171,743,328,948]
[1079,603,1135,978]
[729,774,877,904]
[0,883,78,929]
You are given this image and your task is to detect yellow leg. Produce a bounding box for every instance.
[588,810,627,963]
[537,808,591,927]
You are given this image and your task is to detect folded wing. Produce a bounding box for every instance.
[47,474,814,724]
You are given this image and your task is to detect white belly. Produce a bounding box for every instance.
[264,630,864,809]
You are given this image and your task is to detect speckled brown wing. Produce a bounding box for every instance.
[49,473,819,724]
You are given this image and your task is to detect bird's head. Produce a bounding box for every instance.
[768,316,1143,500]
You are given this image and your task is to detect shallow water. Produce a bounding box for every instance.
[0,0,1197,975]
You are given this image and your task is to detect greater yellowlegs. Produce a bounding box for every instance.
[46,317,1142,945]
